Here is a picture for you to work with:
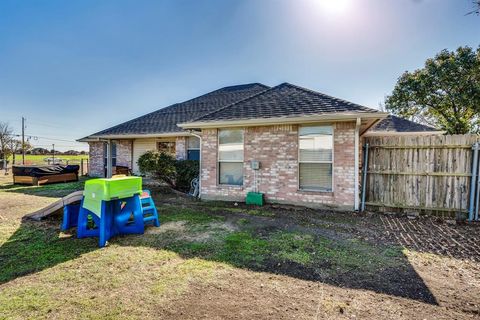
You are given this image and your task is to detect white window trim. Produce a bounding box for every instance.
[298,124,335,192]
[217,128,245,186]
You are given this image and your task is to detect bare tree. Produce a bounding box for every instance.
[6,139,24,165]
[0,122,13,160]
[468,1,480,15]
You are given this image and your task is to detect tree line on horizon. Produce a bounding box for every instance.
[0,122,86,163]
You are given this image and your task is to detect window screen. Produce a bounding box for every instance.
[299,125,333,191]
[218,129,244,185]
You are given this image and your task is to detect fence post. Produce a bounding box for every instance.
[469,142,479,221]
[476,149,480,221]
[80,159,84,176]
[360,143,369,212]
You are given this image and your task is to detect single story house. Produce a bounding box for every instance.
[79,82,439,210]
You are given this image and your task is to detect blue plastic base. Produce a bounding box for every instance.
[61,204,80,231]
[63,191,160,248]
[77,195,145,247]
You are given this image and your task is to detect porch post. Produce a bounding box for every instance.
[106,139,113,178]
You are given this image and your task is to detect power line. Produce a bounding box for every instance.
[33,144,84,148]
[31,135,77,143]
[9,132,77,143]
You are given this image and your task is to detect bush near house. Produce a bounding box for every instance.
[138,151,199,192]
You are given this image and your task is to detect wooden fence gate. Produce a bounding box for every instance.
[362,135,479,218]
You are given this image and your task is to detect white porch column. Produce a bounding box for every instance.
[106,139,113,178]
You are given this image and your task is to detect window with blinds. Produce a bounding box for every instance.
[299,125,333,191]
[218,129,244,185]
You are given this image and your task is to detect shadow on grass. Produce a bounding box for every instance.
[0,178,89,198]
[0,220,97,284]
[0,209,437,306]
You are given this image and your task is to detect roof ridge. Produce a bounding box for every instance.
[279,82,377,112]
[159,83,268,112]
[89,102,181,136]
[86,83,269,137]
[388,115,438,130]
[186,85,277,123]
[371,114,440,132]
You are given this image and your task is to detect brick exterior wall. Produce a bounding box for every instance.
[88,142,104,177]
[88,140,133,177]
[116,140,133,168]
[176,136,186,160]
[200,122,357,210]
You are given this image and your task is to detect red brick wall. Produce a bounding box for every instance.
[116,140,133,168]
[88,142,104,177]
[200,122,357,210]
[88,140,133,177]
[176,136,186,160]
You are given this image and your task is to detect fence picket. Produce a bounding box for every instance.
[364,134,479,217]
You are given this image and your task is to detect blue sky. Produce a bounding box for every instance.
[0,0,479,151]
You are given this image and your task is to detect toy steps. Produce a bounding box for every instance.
[141,190,160,227]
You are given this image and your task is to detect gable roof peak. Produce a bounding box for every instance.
[181,82,383,126]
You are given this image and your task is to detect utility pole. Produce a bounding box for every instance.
[21,117,25,165]
[52,144,55,164]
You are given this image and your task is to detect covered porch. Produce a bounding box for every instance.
[83,134,200,178]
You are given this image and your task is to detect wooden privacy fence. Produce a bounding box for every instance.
[362,135,480,217]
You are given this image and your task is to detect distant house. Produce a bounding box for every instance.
[63,150,81,155]
[79,82,440,210]
[30,147,50,155]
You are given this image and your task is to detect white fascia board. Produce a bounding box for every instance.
[178,112,388,129]
[77,132,195,142]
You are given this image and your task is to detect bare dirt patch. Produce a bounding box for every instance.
[145,221,187,234]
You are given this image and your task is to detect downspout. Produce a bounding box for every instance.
[130,139,134,174]
[354,118,361,211]
[188,131,202,198]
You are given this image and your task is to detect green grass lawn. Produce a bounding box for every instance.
[7,154,88,165]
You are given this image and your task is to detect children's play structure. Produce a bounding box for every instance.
[27,176,159,247]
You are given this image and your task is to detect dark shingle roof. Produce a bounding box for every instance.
[86,83,269,137]
[188,82,379,123]
[370,115,439,133]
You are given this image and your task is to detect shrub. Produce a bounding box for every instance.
[137,151,199,192]
[175,160,200,192]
